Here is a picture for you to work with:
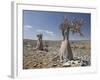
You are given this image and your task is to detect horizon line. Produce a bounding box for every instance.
[23,38,91,41]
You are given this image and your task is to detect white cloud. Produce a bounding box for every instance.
[36,29,54,36]
[36,29,44,32]
[24,28,60,40]
[45,30,54,36]
[36,29,56,40]
[24,25,32,29]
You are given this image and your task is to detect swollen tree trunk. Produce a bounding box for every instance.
[36,34,43,50]
[67,40,73,60]
[65,28,73,60]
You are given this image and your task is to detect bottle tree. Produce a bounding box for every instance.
[59,16,84,62]
[36,34,43,50]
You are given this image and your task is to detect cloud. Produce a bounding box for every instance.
[36,29,54,36]
[45,30,54,36]
[36,29,44,32]
[24,25,32,30]
[24,25,32,28]
[24,28,60,40]
[36,29,56,40]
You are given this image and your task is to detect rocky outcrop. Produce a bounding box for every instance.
[62,59,89,67]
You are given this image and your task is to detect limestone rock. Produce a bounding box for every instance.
[62,62,71,67]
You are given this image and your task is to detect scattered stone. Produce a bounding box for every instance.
[23,39,90,69]
[62,59,88,67]
[33,63,38,67]
[81,60,88,66]
[52,55,59,61]
[52,64,57,67]
[63,62,71,67]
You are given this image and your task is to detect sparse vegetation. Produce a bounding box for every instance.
[23,39,91,69]
[23,15,91,69]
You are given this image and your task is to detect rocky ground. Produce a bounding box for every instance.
[23,39,91,69]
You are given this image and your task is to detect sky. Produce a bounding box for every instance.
[23,10,91,40]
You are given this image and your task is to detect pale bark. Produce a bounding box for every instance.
[36,34,43,50]
[59,28,73,62]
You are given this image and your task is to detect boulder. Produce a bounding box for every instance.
[62,59,87,67]
[62,62,71,67]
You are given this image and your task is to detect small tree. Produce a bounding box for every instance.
[59,16,84,62]
[36,34,43,50]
